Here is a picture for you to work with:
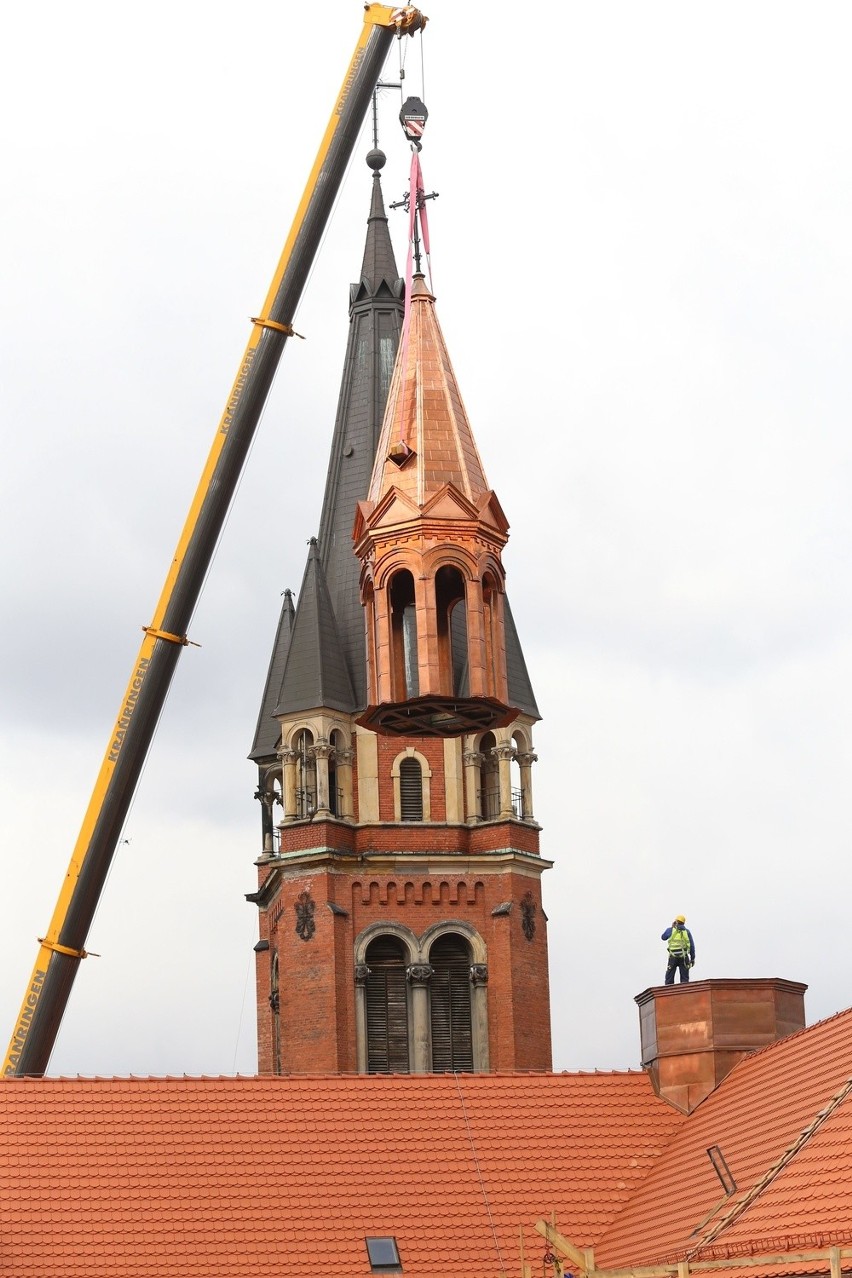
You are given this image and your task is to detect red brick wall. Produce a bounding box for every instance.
[255,856,551,1074]
[277,817,540,858]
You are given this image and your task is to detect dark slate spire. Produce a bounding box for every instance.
[250,158,403,745]
[273,539,356,716]
[249,590,295,761]
[314,152,405,707]
[358,148,403,296]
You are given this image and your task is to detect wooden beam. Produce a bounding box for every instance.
[535,1221,590,1273]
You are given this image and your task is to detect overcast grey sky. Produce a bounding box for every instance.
[2,1,851,1076]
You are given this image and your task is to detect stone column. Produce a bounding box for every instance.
[313,738,333,816]
[463,749,484,824]
[465,577,487,696]
[470,964,490,1072]
[354,964,370,1074]
[407,963,434,1074]
[335,747,355,819]
[255,773,275,852]
[493,741,515,818]
[516,750,538,821]
[279,748,298,822]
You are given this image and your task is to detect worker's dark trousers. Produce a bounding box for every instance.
[665,955,690,984]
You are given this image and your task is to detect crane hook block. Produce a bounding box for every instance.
[400,95,428,148]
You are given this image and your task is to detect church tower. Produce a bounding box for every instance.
[248,141,550,1076]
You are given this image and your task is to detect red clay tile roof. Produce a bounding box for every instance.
[0,1070,679,1277]
[596,1006,852,1269]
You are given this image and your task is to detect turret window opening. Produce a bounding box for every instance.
[365,936,410,1074]
[512,729,536,822]
[429,934,474,1072]
[390,570,419,699]
[510,734,524,818]
[435,565,468,697]
[328,729,344,817]
[293,729,316,819]
[271,777,283,851]
[478,732,499,820]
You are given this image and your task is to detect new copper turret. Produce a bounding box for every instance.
[353,150,518,736]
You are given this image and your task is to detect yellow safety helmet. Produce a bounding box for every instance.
[674,914,686,923]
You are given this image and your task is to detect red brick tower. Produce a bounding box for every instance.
[248,149,550,1075]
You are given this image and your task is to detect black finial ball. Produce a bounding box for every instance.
[366,147,386,172]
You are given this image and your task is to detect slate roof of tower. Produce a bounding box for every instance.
[272,538,356,716]
[249,589,295,760]
[253,163,403,729]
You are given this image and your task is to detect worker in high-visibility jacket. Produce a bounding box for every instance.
[661,914,695,985]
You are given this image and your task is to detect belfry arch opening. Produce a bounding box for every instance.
[389,570,419,700]
[478,732,499,820]
[293,728,316,819]
[435,564,468,697]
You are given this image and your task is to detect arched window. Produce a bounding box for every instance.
[293,729,316,819]
[389,570,419,699]
[478,732,499,820]
[435,564,468,696]
[429,934,474,1072]
[365,936,410,1074]
[399,757,424,822]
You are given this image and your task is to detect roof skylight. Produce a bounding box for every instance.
[365,1236,402,1271]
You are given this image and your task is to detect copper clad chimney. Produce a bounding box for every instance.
[636,978,807,1113]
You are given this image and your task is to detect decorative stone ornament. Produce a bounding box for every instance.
[470,964,488,986]
[294,890,316,942]
[406,964,434,984]
[520,892,537,942]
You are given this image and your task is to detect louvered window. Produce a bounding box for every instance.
[365,937,410,1074]
[399,757,423,822]
[430,935,474,1072]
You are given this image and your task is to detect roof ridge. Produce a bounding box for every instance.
[7,1068,653,1085]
